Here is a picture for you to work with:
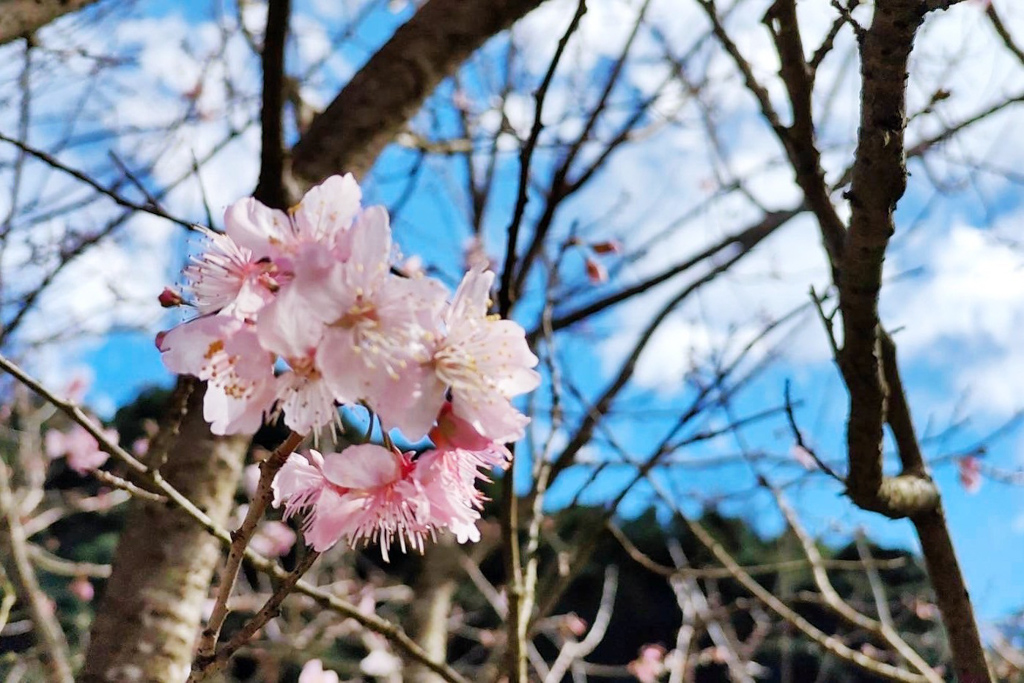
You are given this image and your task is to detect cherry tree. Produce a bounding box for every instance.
[1,0,1024,681]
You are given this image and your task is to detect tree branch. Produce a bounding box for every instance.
[0,0,100,46]
[291,0,550,182]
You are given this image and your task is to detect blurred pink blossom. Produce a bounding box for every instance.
[69,576,94,602]
[298,659,340,683]
[628,644,667,683]
[45,424,116,475]
[958,456,982,494]
[249,521,296,558]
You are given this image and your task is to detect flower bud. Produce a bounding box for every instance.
[590,239,622,255]
[585,258,608,284]
[158,287,184,308]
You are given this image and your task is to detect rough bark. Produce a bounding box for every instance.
[0,0,101,45]
[81,383,248,682]
[291,0,546,182]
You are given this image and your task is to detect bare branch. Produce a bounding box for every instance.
[291,0,550,182]
[0,454,74,682]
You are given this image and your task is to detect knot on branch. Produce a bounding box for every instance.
[847,473,939,519]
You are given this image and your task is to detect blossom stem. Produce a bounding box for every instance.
[193,429,305,670]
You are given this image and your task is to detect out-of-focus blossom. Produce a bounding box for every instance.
[69,576,94,602]
[585,257,608,284]
[243,463,262,499]
[958,456,982,494]
[131,438,149,457]
[791,444,817,470]
[45,424,116,474]
[561,612,588,638]
[63,370,93,403]
[249,521,297,558]
[298,659,340,683]
[628,644,667,683]
[360,648,401,678]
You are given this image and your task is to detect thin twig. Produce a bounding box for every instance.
[784,380,844,483]
[498,0,586,316]
[0,458,74,683]
[192,550,320,680]
[0,131,197,231]
[194,430,305,664]
[543,566,618,683]
[607,521,905,579]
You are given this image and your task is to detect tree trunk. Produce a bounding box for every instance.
[81,383,248,682]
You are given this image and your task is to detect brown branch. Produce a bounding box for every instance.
[763,0,847,264]
[26,544,111,579]
[254,0,296,208]
[810,0,991,678]
[528,207,800,342]
[0,0,100,46]
[608,521,907,579]
[193,430,305,666]
[290,0,550,183]
[0,131,198,232]
[986,3,1024,67]
[192,550,321,681]
[838,0,923,515]
[498,0,586,317]
[769,482,942,681]
[510,0,652,300]
[647,478,930,683]
[500,7,585,680]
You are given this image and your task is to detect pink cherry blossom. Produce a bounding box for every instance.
[431,267,540,442]
[158,315,276,434]
[62,369,92,403]
[411,407,513,544]
[429,402,511,472]
[157,174,544,560]
[225,174,362,260]
[273,357,339,435]
[273,446,430,559]
[299,209,447,431]
[413,448,485,543]
[45,424,116,474]
[184,228,279,317]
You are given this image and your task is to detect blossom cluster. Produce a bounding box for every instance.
[157,174,540,555]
